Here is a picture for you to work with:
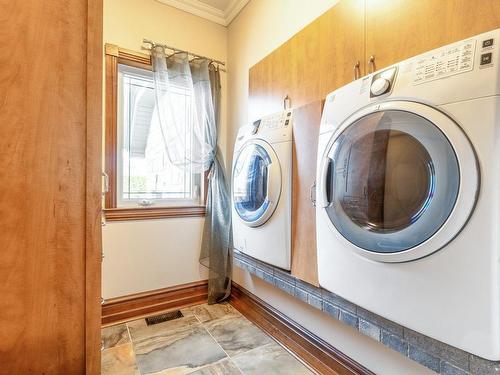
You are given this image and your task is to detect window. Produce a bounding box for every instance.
[117,64,202,207]
[104,45,206,221]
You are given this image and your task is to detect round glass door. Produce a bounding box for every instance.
[233,140,281,227]
[323,108,462,254]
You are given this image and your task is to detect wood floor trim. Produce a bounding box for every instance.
[229,283,374,375]
[101,280,208,326]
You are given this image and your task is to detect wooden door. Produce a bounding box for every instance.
[291,101,324,286]
[366,0,500,72]
[0,0,102,373]
[249,0,365,120]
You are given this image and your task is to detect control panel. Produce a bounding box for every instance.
[412,39,476,85]
[237,110,293,144]
[255,110,293,133]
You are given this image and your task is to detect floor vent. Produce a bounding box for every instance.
[145,310,184,325]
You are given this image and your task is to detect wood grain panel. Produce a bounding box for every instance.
[291,101,324,286]
[102,281,208,326]
[86,0,103,373]
[230,283,373,375]
[249,0,500,120]
[365,0,500,71]
[248,0,365,120]
[104,52,118,209]
[0,0,102,373]
[249,41,292,121]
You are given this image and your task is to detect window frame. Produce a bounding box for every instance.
[104,44,207,221]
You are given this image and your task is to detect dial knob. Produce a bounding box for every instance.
[370,77,390,96]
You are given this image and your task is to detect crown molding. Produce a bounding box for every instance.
[225,0,250,24]
[156,0,249,26]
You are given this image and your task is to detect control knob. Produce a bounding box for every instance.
[370,77,390,96]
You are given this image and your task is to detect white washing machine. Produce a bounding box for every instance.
[232,110,293,270]
[316,29,500,360]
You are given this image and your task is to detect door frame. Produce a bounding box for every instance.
[86,0,103,373]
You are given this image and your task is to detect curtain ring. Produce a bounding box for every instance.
[154,45,166,54]
[207,60,218,71]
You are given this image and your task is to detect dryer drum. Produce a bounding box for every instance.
[324,109,459,254]
[340,128,434,233]
[232,139,281,227]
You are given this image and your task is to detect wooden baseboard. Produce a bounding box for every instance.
[102,280,208,326]
[229,283,373,375]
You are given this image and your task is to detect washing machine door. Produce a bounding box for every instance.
[318,101,478,262]
[233,139,281,227]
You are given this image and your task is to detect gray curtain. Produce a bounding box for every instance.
[198,65,233,304]
[151,47,232,304]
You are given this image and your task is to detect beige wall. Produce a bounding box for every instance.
[102,218,206,298]
[102,0,227,299]
[227,1,431,373]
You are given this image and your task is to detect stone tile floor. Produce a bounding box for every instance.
[101,302,315,375]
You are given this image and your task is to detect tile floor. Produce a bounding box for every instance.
[101,302,315,375]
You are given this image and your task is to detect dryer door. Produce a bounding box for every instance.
[318,101,478,262]
[233,140,281,227]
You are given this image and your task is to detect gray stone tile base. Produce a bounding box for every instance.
[234,251,500,374]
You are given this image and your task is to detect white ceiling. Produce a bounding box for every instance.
[156,0,250,26]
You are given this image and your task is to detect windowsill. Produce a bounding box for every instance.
[104,206,206,222]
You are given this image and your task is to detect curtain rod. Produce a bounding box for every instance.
[142,38,226,69]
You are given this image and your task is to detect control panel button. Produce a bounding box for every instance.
[370,77,390,96]
[480,52,493,66]
[483,38,494,48]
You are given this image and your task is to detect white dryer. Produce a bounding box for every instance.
[232,110,293,270]
[316,30,500,360]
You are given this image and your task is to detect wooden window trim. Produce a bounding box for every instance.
[104,206,207,222]
[104,43,206,221]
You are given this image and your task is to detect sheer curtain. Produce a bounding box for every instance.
[151,46,232,304]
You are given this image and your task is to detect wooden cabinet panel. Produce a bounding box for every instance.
[0,0,102,373]
[291,101,324,286]
[366,0,500,71]
[315,0,366,101]
[249,42,292,120]
[250,0,500,120]
[249,0,365,120]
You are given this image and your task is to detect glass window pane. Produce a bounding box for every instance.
[117,64,200,207]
